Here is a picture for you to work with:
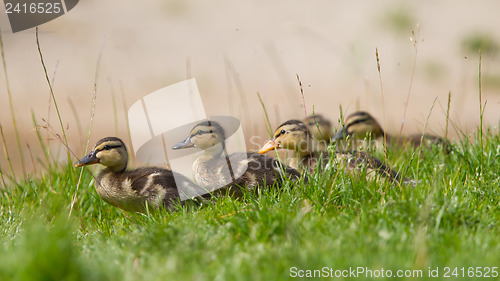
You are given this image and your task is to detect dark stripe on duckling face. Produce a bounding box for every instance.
[97,144,122,152]
[75,137,127,169]
[274,129,287,139]
[273,120,309,139]
[190,121,226,139]
[189,121,225,138]
[344,112,372,130]
[173,120,226,150]
[345,116,371,134]
[192,130,212,136]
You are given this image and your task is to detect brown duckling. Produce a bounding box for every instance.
[172,120,302,197]
[333,111,449,151]
[304,114,333,144]
[75,137,203,212]
[259,120,328,171]
[259,120,408,184]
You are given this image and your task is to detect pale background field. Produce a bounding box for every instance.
[0,0,499,175]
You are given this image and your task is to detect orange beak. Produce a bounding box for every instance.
[258,139,278,154]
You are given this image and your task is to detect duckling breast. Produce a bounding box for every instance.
[96,171,149,212]
[192,157,233,191]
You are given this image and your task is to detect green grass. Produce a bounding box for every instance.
[0,127,499,281]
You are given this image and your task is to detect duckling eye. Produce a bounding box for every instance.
[101,144,120,151]
[280,129,286,135]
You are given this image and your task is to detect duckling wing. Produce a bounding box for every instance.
[300,151,330,172]
[338,151,403,183]
[121,167,177,195]
[122,167,203,209]
[409,134,451,153]
[226,152,301,190]
[190,153,301,197]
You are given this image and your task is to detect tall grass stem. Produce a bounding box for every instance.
[69,37,104,217]
[36,27,71,164]
[0,29,26,176]
[445,92,451,141]
[399,26,420,143]
[257,92,273,137]
[375,48,388,160]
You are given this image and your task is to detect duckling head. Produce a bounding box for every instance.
[75,137,128,172]
[172,120,226,155]
[332,111,385,141]
[304,114,332,141]
[259,120,311,155]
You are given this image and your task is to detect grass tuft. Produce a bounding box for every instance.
[1,125,499,279]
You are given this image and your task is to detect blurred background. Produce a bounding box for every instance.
[0,0,499,176]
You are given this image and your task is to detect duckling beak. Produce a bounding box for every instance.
[172,136,194,150]
[75,151,99,167]
[332,127,348,141]
[258,139,278,154]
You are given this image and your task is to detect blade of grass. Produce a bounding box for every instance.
[70,36,104,217]
[375,48,388,160]
[46,60,60,149]
[0,122,15,180]
[309,107,325,140]
[109,79,119,136]
[477,50,487,175]
[296,74,312,163]
[67,97,84,147]
[26,143,38,177]
[225,58,251,134]
[338,104,344,127]
[0,165,6,190]
[36,27,71,164]
[398,25,420,144]
[445,91,451,141]
[0,28,26,177]
[120,82,134,163]
[32,111,54,167]
[224,55,234,117]
[415,97,438,182]
[257,92,273,137]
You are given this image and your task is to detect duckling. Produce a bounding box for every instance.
[333,111,449,152]
[75,137,203,213]
[259,120,406,184]
[304,114,332,144]
[172,120,302,197]
[260,120,328,171]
